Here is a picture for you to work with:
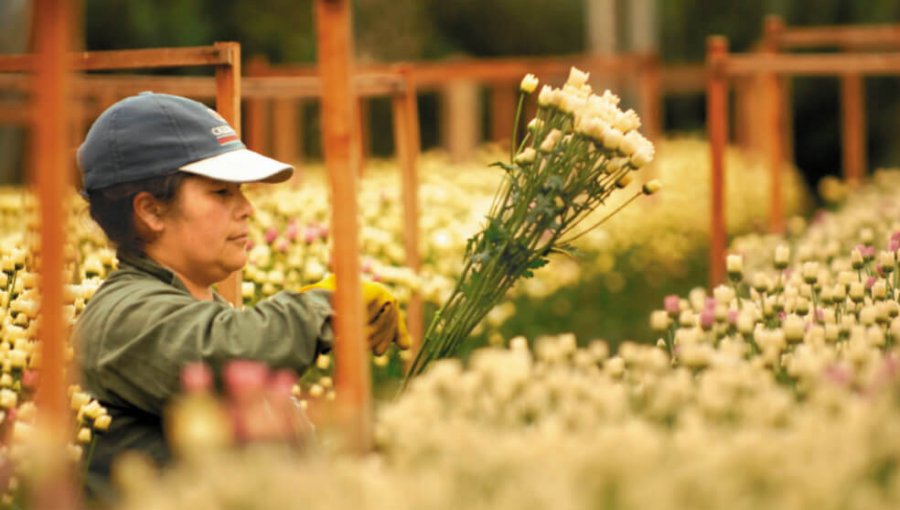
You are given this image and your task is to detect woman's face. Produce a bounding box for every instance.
[152,176,253,287]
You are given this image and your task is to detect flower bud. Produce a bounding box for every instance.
[514,148,537,166]
[77,427,92,444]
[726,254,743,280]
[801,261,819,284]
[650,310,671,332]
[783,314,805,343]
[849,281,866,303]
[641,180,662,195]
[566,67,590,88]
[93,414,112,432]
[771,244,790,270]
[520,73,539,93]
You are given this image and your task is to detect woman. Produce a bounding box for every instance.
[74,92,408,499]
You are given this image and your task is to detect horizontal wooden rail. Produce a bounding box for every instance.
[0,73,409,99]
[720,52,900,76]
[253,53,658,85]
[0,45,233,72]
[777,24,900,49]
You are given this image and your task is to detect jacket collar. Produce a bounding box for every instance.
[115,250,230,304]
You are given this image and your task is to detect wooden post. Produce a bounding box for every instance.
[489,82,516,146]
[763,18,785,234]
[356,97,370,174]
[272,97,299,167]
[443,80,480,163]
[637,53,662,143]
[244,55,268,154]
[314,0,371,453]
[391,65,424,359]
[707,36,728,289]
[32,0,78,508]
[214,42,243,307]
[840,73,866,185]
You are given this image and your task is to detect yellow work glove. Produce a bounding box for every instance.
[301,274,412,355]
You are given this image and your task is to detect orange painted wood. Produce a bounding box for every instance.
[32,0,78,508]
[244,56,268,154]
[638,53,662,142]
[763,72,785,233]
[706,37,728,289]
[659,64,706,93]
[762,20,785,234]
[213,42,243,307]
[391,65,424,359]
[489,83,516,145]
[0,45,232,72]
[356,96,369,175]
[779,24,900,50]
[841,73,866,185]
[724,52,900,76]
[315,0,371,453]
[272,97,300,167]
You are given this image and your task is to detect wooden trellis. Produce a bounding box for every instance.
[706,36,900,287]
[1,37,244,506]
[242,53,707,165]
[762,15,900,186]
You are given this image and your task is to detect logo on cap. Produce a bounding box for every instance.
[211,125,240,146]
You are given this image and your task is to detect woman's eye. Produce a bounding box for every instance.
[214,188,230,196]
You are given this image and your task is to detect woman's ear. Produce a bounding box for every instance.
[133,192,166,236]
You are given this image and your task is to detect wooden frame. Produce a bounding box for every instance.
[705,36,900,287]
[243,53,709,163]
[762,16,900,186]
[3,39,241,507]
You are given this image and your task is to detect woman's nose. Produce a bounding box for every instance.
[236,189,254,219]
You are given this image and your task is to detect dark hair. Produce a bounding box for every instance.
[86,173,188,256]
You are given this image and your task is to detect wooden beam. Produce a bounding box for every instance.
[315,0,371,453]
[779,24,900,50]
[763,19,785,234]
[707,37,728,289]
[724,52,900,76]
[0,45,233,72]
[32,0,78,508]
[841,73,866,185]
[214,42,243,307]
[391,65,424,361]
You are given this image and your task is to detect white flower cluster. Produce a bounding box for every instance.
[534,67,654,168]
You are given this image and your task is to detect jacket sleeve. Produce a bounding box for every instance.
[78,282,334,415]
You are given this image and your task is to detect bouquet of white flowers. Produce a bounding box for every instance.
[405,67,660,380]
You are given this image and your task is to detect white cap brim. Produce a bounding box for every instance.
[178,149,294,184]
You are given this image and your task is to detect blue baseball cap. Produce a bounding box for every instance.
[77,92,293,192]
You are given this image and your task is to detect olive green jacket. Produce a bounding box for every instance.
[75,252,333,501]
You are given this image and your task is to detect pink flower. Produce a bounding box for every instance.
[664,295,680,315]
[22,370,39,389]
[224,360,269,399]
[727,309,738,325]
[866,276,876,289]
[265,227,279,245]
[267,369,298,397]
[823,363,852,387]
[699,309,715,330]
[888,231,900,253]
[285,221,299,242]
[303,225,318,244]
[181,363,213,393]
[275,238,289,253]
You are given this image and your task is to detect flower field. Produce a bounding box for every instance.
[0,138,810,505]
[111,168,900,509]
